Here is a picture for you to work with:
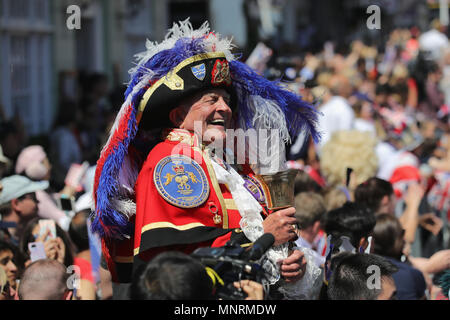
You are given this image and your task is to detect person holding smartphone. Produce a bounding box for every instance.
[18,217,74,269]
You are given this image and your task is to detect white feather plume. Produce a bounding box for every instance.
[129,19,236,78]
[244,95,289,174]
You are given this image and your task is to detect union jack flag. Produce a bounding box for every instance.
[428,171,450,220]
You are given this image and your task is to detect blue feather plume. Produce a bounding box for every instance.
[230,60,321,143]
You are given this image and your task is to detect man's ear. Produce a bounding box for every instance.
[381,195,390,207]
[312,221,321,235]
[169,107,184,127]
[10,199,20,212]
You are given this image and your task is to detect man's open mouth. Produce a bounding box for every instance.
[208,119,225,126]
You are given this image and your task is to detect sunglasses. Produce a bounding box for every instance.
[18,193,39,203]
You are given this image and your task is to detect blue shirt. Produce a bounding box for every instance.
[385,256,426,300]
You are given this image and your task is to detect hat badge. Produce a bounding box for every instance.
[192,63,206,81]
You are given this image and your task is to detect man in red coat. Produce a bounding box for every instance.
[93,20,321,299]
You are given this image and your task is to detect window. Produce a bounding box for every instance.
[10,36,32,126]
[123,0,153,81]
[0,0,53,135]
[8,0,30,20]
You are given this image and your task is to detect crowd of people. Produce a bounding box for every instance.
[0,19,449,301]
[283,22,450,300]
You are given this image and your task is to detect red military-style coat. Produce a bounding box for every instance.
[103,129,268,282]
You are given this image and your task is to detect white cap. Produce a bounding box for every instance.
[0,175,49,205]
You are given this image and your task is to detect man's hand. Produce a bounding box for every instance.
[233,280,264,300]
[279,250,307,284]
[262,207,297,246]
[418,213,443,236]
[36,230,66,264]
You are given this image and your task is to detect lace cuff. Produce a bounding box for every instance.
[277,247,324,300]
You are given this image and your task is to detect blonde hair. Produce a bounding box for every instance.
[0,267,7,294]
[320,130,378,188]
[323,187,349,211]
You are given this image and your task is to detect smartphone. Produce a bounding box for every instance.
[28,242,47,262]
[57,195,75,212]
[38,219,57,241]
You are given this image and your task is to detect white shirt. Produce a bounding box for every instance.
[376,143,419,181]
[316,96,355,152]
[354,118,376,137]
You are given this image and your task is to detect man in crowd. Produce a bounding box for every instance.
[294,192,327,267]
[92,20,321,299]
[315,74,355,152]
[0,175,48,245]
[327,252,398,300]
[18,259,73,300]
[319,201,376,299]
[322,202,376,256]
[354,177,434,246]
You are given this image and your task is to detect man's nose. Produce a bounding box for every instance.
[7,260,17,272]
[215,97,231,112]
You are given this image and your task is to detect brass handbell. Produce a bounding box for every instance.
[254,169,298,210]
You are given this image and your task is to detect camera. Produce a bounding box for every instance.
[191,233,275,300]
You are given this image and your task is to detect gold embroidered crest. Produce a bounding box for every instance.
[211,60,231,86]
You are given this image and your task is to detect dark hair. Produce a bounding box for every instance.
[130,251,213,300]
[0,121,18,142]
[322,202,376,249]
[0,202,12,219]
[18,218,75,268]
[294,170,322,195]
[354,178,394,214]
[0,239,22,276]
[0,239,15,255]
[68,210,90,252]
[328,252,398,300]
[372,214,405,259]
[375,83,391,96]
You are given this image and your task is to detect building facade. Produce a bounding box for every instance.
[0,0,246,137]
